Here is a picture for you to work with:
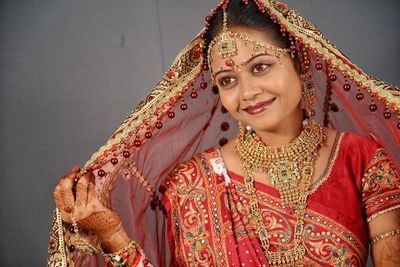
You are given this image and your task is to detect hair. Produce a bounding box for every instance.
[204,0,290,50]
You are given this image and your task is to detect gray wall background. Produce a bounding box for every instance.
[0,0,399,266]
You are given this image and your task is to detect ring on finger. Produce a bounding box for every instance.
[74,169,88,183]
[63,202,75,213]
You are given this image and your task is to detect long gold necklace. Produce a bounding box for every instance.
[235,119,326,267]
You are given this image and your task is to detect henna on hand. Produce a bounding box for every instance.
[54,168,132,254]
[373,235,400,267]
[78,211,121,240]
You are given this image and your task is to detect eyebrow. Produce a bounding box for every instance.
[213,53,270,78]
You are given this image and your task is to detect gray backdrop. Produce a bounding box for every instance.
[0,0,399,266]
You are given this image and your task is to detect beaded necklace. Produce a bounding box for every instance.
[235,119,326,266]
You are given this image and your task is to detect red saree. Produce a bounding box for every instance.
[46,1,400,266]
[161,132,399,266]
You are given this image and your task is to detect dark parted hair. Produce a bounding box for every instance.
[204,0,290,49]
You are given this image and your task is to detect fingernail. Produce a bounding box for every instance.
[72,165,80,172]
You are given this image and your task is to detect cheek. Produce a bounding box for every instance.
[276,69,302,101]
[291,77,303,102]
[219,90,241,114]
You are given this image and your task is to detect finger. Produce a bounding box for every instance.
[54,174,70,208]
[76,171,91,207]
[87,171,97,196]
[53,184,63,209]
[71,164,80,172]
[60,171,78,209]
[87,173,104,211]
[70,165,80,185]
[54,178,73,223]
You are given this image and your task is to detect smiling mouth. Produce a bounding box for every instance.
[243,98,276,115]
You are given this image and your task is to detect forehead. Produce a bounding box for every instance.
[209,26,280,68]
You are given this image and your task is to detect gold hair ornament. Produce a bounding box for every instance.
[207,7,290,83]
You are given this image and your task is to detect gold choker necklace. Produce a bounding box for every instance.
[235,119,326,267]
[236,119,326,205]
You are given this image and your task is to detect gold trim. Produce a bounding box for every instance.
[195,152,230,266]
[367,205,400,222]
[47,208,70,267]
[84,38,204,168]
[56,208,68,267]
[309,132,343,194]
[227,171,367,263]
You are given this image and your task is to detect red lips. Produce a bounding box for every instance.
[243,98,276,115]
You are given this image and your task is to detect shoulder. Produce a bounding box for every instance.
[160,147,220,194]
[340,132,381,148]
[338,131,382,158]
[336,131,395,174]
[175,147,221,175]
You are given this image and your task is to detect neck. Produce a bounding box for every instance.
[256,109,305,146]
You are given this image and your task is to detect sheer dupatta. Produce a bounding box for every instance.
[47,1,399,266]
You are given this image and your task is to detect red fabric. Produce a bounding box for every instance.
[46,1,400,266]
[157,132,399,266]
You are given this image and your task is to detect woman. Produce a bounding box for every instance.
[49,0,400,266]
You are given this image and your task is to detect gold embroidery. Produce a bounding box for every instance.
[362,147,400,222]
[367,205,400,223]
[47,209,72,267]
[232,181,365,265]
[84,39,204,169]
[309,132,343,195]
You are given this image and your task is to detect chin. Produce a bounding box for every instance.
[248,118,281,132]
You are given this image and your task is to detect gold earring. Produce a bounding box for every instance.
[301,71,316,116]
[238,122,246,140]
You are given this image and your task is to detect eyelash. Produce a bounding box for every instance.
[218,63,271,87]
[252,63,270,73]
[220,77,236,86]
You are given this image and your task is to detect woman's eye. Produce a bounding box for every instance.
[220,77,235,86]
[253,63,269,73]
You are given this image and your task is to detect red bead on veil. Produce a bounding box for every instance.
[47,1,399,266]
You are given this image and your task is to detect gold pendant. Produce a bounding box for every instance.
[269,161,302,205]
[217,30,237,59]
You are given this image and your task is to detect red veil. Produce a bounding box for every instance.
[47,1,399,266]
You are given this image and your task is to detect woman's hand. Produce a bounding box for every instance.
[53,166,131,252]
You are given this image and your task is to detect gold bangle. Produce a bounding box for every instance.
[370,229,400,245]
[69,214,137,263]
[102,241,137,266]
[101,240,137,257]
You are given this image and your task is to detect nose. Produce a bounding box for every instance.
[240,77,263,101]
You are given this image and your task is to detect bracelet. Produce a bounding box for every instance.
[69,214,138,265]
[70,214,100,255]
[102,241,137,266]
[370,229,400,245]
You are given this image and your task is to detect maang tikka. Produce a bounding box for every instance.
[207,6,290,82]
[216,9,237,60]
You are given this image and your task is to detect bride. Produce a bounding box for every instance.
[49,0,400,266]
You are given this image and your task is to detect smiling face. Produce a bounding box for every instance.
[209,26,303,134]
